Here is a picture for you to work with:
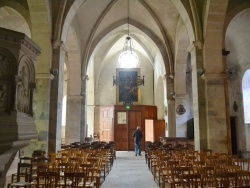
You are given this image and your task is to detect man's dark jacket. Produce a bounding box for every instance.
[133,129,143,142]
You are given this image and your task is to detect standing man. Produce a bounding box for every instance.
[133,126,143,156]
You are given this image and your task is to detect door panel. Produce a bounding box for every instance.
[154,120,165,141]
[115,124,128,150]
[100,119,112,142]
[145,119,154,142]
[100,106,114,142]
[128,111,141,151]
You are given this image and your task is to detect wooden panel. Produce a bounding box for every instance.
[154,120,165,141]
[145,119,154,142]
[128,111,142,151]
[113,105,157,151]
[115,124,128,151]
[100,106,114,142]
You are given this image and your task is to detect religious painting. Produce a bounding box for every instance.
[116,68,141,104]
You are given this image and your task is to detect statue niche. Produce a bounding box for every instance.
[16,56,35,115]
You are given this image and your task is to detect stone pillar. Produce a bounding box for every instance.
[48,41,66,153]
[165,75,176,137]
[203,73,229,153]
[65,95,82,145]
[167,99,176,137]
[188,41,207,150]
[80,75,88,143]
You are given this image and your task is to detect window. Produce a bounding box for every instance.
[243,69,250,123]
[118,50,139,68]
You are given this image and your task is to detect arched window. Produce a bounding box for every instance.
[242,70,250,123]
[118,50,139,68]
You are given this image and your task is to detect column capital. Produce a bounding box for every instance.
[52,39,68,52]
[187,40,203,52]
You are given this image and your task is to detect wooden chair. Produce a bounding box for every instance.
[237,171,250,187]
[8,163,32,188]
[213,172,237,188]
[224,165,241,173]
[168,166,191,188]
[181,173,202,188]
[35,171,58,188]
[199,166,215,187]
[233,158,250,171]
[10,157,32,182]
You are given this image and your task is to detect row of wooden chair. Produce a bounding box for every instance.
[8,142,116,188]
[146,146,250,187]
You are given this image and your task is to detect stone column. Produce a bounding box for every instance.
[80,75,88,143]
[203,73,229,153]
[165,75,176,137]
[65,95,82,145]
[188,41,207,150]
[167,99,176,137]
[48,41,66,153]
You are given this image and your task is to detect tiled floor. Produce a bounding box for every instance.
[101,151,158,188]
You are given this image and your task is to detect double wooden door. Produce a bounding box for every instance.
[99,105,160,151]
[114,111,142,151]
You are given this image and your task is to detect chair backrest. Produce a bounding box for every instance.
[200,166,215,187]
[37,171,58,187]
[214,172,237,188]
[16,162,33,182]
[58,162,75,174]
[237,171,250,187]
[19,157,32,164]
[233,158,250,171]
[64,172,86,187]
[224,165,241,173]
[182,174,202,188]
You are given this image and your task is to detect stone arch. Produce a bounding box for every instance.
[0,0,31,29]
[89,19,171,79]
[61,0,86,44]
[224,2,250,33]
[225,7,250,151]
[66,26,81,96]
[170,1,195,44]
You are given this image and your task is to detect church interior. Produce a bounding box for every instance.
[0,0,250,187]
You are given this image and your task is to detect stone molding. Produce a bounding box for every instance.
[67,95,83,100]
[0,28,41,59]
[201,73,227,80]
[36,73,51,79]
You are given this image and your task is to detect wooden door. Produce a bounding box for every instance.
[128,111,142,151]
[230,116,237,155]
[100,106,114,142]
[114,111,128,151]
[154,120,165,141]
[145,119,154,142]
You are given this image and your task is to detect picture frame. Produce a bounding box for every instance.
[115,68,141,104]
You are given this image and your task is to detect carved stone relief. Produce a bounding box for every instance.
[16,56,35,115]
[0,54,10,112]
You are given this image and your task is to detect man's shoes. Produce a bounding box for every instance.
[139,154,142,156]
[135,154,137,156]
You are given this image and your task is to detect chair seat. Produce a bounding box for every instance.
[8,182,30,186]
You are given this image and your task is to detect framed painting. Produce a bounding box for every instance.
[116,68,141,104]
